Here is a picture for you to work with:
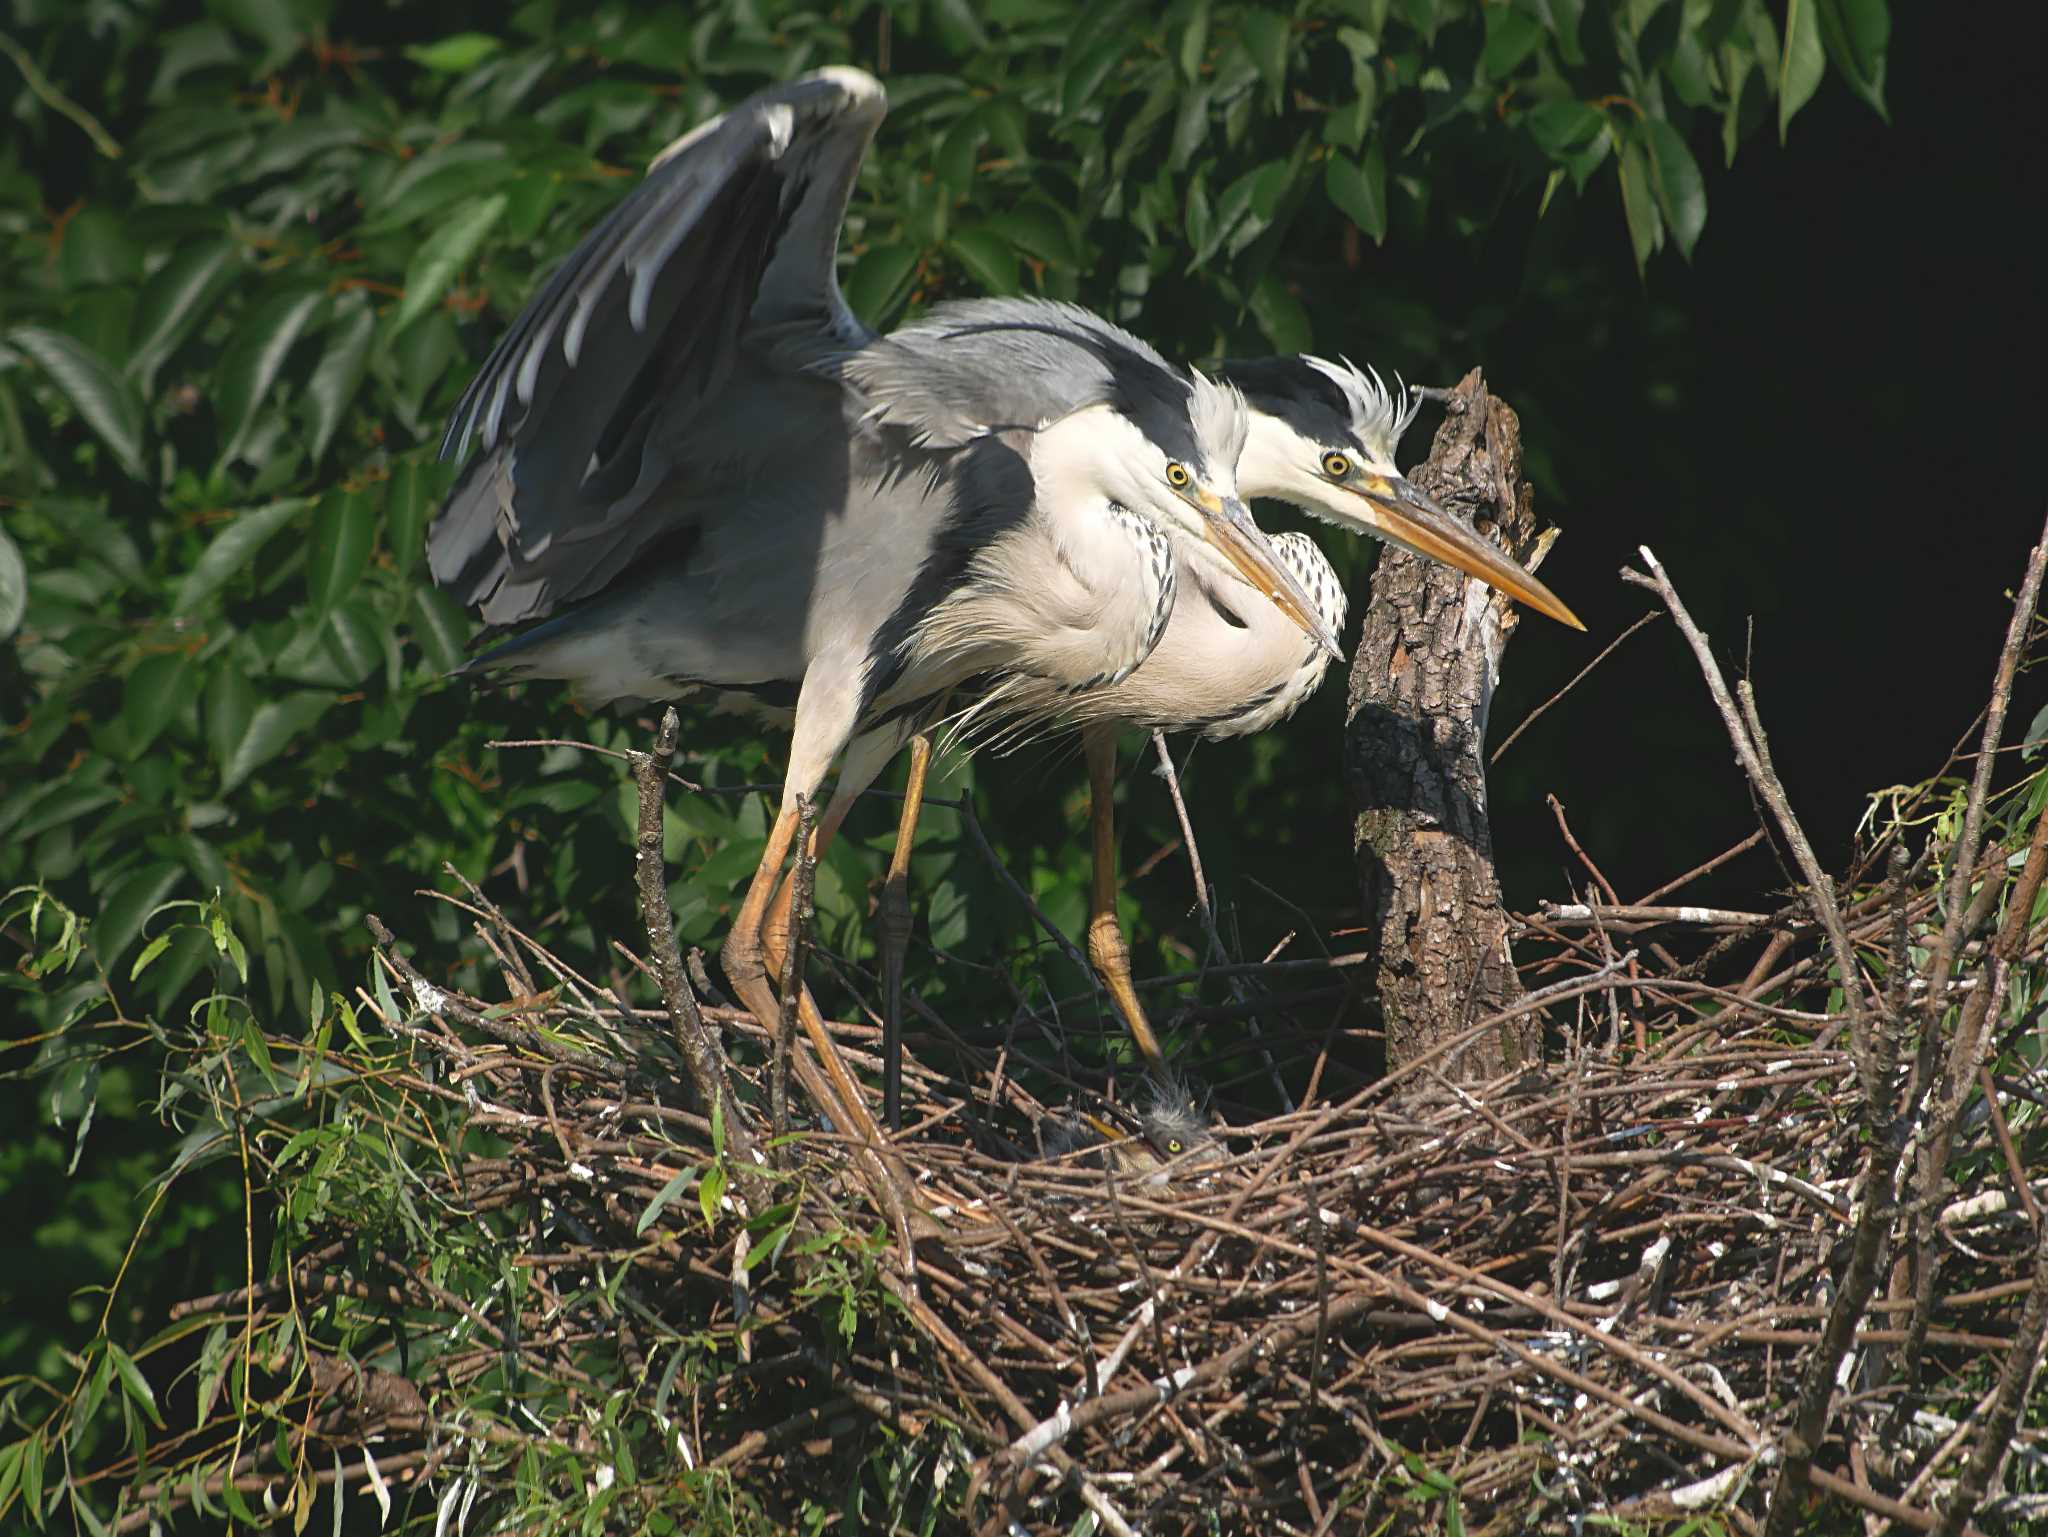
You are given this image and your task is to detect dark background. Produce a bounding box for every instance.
[1471,3,2047,907]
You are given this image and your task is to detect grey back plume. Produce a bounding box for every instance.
[838,297,1246,475]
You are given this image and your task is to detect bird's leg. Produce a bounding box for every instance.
[722,802,801,1034]
[760,793,855,979]
[732,798,895,1157]
[878,732,933,1131]
[770,795,817,1141]
[1083,722,1166,1070]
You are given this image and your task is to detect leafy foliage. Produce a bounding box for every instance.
[1,0,1892,1526]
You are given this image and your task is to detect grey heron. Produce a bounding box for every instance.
[839,347,1583,1091]
[425,68,1337,1149]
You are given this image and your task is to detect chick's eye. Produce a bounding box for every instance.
[1166,1139,1183,1154]
[1322,452,1351,479]
[1165,462,1192,489]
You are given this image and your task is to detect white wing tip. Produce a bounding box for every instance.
[811,67,887,116]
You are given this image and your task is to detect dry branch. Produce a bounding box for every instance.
[1345,368,1558,1079]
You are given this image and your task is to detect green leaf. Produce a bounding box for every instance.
[220,691,335,792]
[1183,174,1213,259]
[318,601,383,686]
[1060,40,1125,118]
[95,863,186,971]
[7,326,147,480]
[636,1166,700,1235]
[20,1433,42,1523]
[213,0,315,66]
[1523,0,1585,65]
[304,295,375,463]
[361,143,513,233]
[946,228,1020,296]
[1325,146,1388,243]
[1247,274,1312,354]
[214,289,328,470]
[931,0,992,51]
[1525,99,1605,156]
[392,194,507,335]
[1482,6,1544,78]
[127,237,242,396]
[404,32,504,73]
[174,499,309,613]
[1816,0,1888,119]
[106,1343,165,1429]
[410,586,471,675]
[1239,10,1291,102]
[843,243,920,327]
[1170,83,1214,170]
[130,932,174,982]
[122,651,197,757]
[206,666,257,777]
[306,487,376,613]
[986,204,1082,268]
[697,1161,727,1229]
[935,110,988,195]
[0,1438,24,1514]
[1617,134,1661,272]
[383,455,451,577]
[1778,0,1825,142]
[1177,0,1211,81]
[1641,118,1706,258]
[0,528,24,641]
[2022,700,2048,761]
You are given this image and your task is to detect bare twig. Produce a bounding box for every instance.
[1540,902,1772,929]
[630,708,767,1208]
[1491,610,1661,764]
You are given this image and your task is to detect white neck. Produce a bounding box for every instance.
[1236,411,1307,503]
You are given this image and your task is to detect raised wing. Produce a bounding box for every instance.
[429,68,886,625]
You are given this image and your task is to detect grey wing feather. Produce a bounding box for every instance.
[429,68,886,625]
[835,297,1176,447]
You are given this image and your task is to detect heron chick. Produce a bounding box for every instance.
[1042,1072,1222,1184]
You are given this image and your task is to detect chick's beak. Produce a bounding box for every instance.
[1184,486,1346,659]
[1343,472,1585,631]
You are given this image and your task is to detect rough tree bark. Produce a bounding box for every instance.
[1344,369,1561,1079]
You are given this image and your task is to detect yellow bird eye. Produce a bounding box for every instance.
[1165,462,1192,489]
[1322,451,1351,479]
[1166,1139,1183,1154]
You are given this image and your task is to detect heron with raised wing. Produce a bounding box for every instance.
[426,68,1337,1149]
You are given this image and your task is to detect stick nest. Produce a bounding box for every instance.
[246,836,2040,1537]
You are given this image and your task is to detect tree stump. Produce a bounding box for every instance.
[1343,369,1560,1079]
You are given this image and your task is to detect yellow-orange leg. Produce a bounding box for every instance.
[1083,723,1166,1070]
[877,732,933,1131]
[722,803,801,1030]
[759,736,931,1132]
[723,805,888,1152]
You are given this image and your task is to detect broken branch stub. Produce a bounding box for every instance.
[1344,368,1558,1078]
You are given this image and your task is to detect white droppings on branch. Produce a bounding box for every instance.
[1670,1461,1749,1510]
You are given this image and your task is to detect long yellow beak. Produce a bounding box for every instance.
[1184,488,1346,658]
[1340,472,1585,631]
